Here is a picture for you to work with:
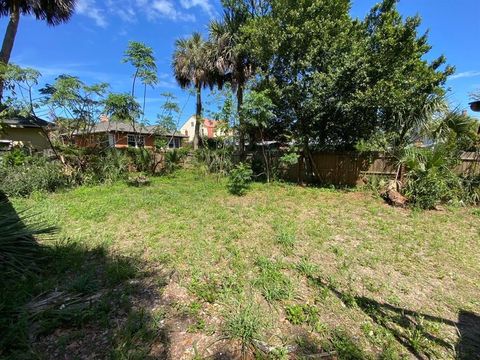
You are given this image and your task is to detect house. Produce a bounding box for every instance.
[179,115,229,142]
[72,117,187,149]
[0,115,51,151]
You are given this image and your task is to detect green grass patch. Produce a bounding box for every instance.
[254,257,293,302]
[4,169,479,359]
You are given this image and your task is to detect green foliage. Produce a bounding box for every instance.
[285,304,320,328]
[156,92,180,134]
[164,148,188,174]
[224,300,264,349]
[195,147,233,175]
[399,110,480,209]
[0,63,41,102]
[1,146,29,166]
[0,158,70,197]
[0,199,55,274]
[227,162,253,196]
[0,64,43,124]
[240,0,452,150]
[242,89,275,130]
[123,41,157,81]
[254,257,293,302]
[460,175,480,206]
[279,152,299,167]
[82,148,130,184]
[126,147,154,173]
[104,93,142,123]
[40,75,108,143]
[172,32,217,149]
[401,147,462,209]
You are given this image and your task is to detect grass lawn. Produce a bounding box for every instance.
[4,169,480,359]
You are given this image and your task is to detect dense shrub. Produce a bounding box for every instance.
[460,175,480,206]
[404,168,462,209]
[195,147,233,175]
[1,147,30,167]
[401,147,473,209]
[164,148,188,174]
[82,149,129,184]
[227,163,253,196]
[126,148,154,173]
[0,161,70,197]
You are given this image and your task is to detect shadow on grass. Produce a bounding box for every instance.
[0,192,171,359]
[309,276,480,359]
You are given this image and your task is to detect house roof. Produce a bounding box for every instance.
[73,121,188,138]
[469,100,480,112]
[181,115,221,129]
[1,115,50,128]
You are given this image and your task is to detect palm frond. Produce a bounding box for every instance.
[0,0,76,25]
[0,200,56,274]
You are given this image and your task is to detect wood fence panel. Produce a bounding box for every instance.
[272,151,479,186]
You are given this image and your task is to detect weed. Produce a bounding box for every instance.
[188,277,220,303]
[111,309,158,359]
[224,300,265,351]
[105,256,139,286]
[296,258,319,278]
[326,329,370,360]
[254,257,293,302]
[285,304,320,329]
[275,229,296,251]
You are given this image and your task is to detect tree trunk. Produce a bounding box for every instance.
[193,85,202,150]
[0,7,20,103]
[142,82,147,122]
[131,69,138,97]
[260,129,270,182]
[237,84,245,158]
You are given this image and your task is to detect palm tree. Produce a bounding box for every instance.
[172,32,217,150]
[0,0,76,102]
[210,3,255,155]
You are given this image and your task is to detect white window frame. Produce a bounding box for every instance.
[108,133,115,147]
[0,139,12,151]
[168,137,181,149]
[127,134,145,148]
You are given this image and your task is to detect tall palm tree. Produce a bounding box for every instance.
[172,32,217,150]
[210,3,255,155]
[0,0,76,102]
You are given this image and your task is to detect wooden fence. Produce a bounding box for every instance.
[260,151,480,186]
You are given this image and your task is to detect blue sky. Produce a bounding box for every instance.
[2,0,479,126]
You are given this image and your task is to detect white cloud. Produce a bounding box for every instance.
[151,0,184,21]
[76,0,108,28]
[450,71,480,80]
[76,0,213,26]
[180,0,215,17]
[136,0,196,22]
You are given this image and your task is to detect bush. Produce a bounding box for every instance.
[401,147,463,209]
[1,147,30,167]
[195,147,233,175]
[82,149,129,184]
[164,148,188,174]
[404,169,461,209]
[0,161,70,197]
[126,148,154,173]
[460,175,480,205]
[227,163,253,196]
